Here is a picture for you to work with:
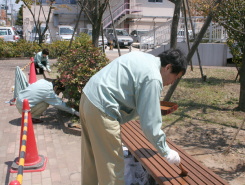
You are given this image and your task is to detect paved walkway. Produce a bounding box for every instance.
[0,59,81,185]
[0,48,133,185]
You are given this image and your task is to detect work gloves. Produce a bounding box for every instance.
[166,149,180,165]
[43,67,51,73]
[74,111,80,117]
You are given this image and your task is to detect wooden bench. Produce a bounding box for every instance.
[121,102,229,185]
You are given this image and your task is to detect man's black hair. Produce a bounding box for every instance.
[52,79,65,92]
[42,48,49,55]
[158,49,187,75]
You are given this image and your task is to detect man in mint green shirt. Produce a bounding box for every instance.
[16,79,79,123]
[80,49,187,185]
[34,49,51,74]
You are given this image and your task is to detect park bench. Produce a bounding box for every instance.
[121,102,229,185]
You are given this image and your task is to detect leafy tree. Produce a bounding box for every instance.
[15,4,23,26]
[77,0,110,47]
[15,0,55,44]
[164,0,222,101]
[212,0,245,111]
[188,0,245,111]
[55,33,109,109]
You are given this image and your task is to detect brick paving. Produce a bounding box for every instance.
[0,49,132,185]
[0,59,81,185]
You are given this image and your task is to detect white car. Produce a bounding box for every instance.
[130,29,149,43]
[56,25,75,41]
[0,26,20,42]
[29,26,51,43]
[177,29,193,42]
[105,29,133,48]
[86,29,108,47]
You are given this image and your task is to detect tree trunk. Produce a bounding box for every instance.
[69,6,83,49]
[239,47,245,111]
[164,1,221,101]
[170,0,182,49]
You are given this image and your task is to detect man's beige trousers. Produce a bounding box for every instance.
[79,94,125,185]
[17,100,49,119]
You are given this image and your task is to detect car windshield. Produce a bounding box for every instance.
[32,27,47,33]
[60,27,74,35]
[87,29,104,36]
[0,29,7,35]
[87,30,92,36]
[137,30,149,35]
[116,30,129,36]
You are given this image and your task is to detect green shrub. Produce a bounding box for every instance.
[55,33,109,110]
[16,40,41,57]
[0,39,41,58]
[43,40,70,59]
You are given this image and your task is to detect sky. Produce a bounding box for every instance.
[0,0,23,12]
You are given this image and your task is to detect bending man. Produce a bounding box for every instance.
[79,49,188,185]
[16,79,79,123]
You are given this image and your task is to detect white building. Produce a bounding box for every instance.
[22,0,175,41]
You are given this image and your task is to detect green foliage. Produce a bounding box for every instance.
[0,39,71,59]
[43,40,70,59]
[55,33,109,110]
[213,0,245,66]
[227,39,243,66]
[0,39,41,58]
[15,4,23,26]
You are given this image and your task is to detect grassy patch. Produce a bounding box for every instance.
[162,66,243,128]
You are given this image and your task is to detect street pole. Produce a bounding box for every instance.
[5,0,7,25]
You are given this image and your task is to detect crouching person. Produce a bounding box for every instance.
[16,79,79,123]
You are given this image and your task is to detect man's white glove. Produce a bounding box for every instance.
[47,68,51,72]
[43,67,47,71]
[74,111,80,117]
[166,149,180,165]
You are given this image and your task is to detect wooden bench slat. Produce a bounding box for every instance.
[121,120,229,185]
[124,121,204,185]
[131,120,224,185]
[122,129,174,185]
[127,121,206,185]
[122,122,190,185]
[124,121,197,185]
[132,120,229,185]
[166,139,229,185]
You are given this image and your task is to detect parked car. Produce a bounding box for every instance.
[86,29,108,48]
[105,28,133,48]
[0,26,20,42]
[130,29,149,43]
[177,29,193,42]
[29,26,51,43]
[56,25,75,41]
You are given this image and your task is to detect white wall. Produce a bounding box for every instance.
[148,43,231,66]
[139,0,174,17]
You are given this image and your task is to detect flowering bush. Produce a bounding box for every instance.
[55,33,109,110]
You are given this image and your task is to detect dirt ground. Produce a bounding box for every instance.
[163,120,245,185]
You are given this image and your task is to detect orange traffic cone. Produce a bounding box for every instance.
[10,99,47,173]
[29,57,37,84]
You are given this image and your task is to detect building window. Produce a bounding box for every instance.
[148,0,163,2]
